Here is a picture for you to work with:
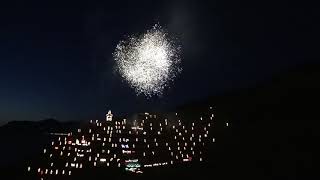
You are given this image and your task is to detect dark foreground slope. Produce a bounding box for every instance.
[180,63,319,179]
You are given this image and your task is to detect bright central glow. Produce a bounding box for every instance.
[113,24,181,97]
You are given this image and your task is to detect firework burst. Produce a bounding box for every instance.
[113,24,181,97]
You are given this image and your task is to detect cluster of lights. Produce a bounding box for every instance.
[27,106,228,179]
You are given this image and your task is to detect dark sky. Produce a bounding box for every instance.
[0,0,318,123]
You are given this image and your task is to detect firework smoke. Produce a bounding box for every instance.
[113,24,181,97]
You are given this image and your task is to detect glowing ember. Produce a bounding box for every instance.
[113,24,181,97]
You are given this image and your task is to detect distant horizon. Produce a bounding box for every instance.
[1,61,318,126]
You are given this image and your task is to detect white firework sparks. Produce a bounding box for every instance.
[113,24,181,97]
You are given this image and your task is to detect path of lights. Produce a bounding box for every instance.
[113,24,181,97]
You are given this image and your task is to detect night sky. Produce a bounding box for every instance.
[0,0,318,124]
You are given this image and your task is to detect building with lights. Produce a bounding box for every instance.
[26,106,225,179]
